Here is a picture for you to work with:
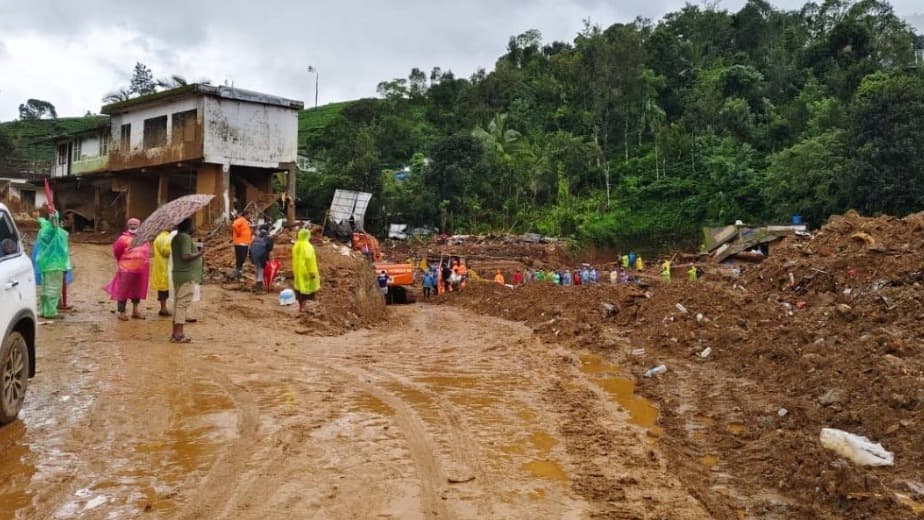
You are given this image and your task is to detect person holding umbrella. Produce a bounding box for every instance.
[128,194,215,341]
[104,218,151,321]
[170,218,203,343]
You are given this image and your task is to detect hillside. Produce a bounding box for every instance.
[0,116,110,165]
[297,100,353,149]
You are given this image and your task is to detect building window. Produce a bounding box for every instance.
[57,144,67,165]
[120,124,131,152]
[72,139,82,162]
[171,109,197,144]
[100,131,109,156]
[143,116,168,149]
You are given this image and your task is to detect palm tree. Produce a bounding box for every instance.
[156,75,188,89]
[102,88,132,103]
[157,75,212,89]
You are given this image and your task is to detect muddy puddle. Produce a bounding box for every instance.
[579,354,660,431]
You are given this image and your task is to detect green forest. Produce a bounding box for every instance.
[298,0,924,249]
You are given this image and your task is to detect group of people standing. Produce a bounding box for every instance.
[234,211,321,312]
[232,210,277,293]
[415,258,468,299]
[508,266,601,286]
[102,217,203,343]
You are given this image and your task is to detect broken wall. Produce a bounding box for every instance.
[202,97,298,169]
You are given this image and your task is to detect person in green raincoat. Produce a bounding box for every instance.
[291,228,320,312]
[33,213,70,318]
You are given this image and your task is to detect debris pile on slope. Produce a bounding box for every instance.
[202,224,386,336]
[437,210,924,519]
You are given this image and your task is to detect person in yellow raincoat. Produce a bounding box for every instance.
[635,255,645,271]
[688,264,698,282]
[292,228,320,311]
[661,259,671,285]
[152,229,173,317]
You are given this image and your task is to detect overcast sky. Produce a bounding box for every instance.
[0,0,921,121]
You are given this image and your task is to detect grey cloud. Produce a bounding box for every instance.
[2,0,922,119]
[907,13,924,32]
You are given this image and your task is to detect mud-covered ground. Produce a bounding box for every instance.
[0,243,707,519]
[4,210,921,519]
[439,210,924,519]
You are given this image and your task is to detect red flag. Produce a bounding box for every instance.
[44,178,55,214]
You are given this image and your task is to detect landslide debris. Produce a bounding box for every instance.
[437,210,924,519]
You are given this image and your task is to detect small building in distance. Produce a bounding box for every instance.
[48,83,302,231]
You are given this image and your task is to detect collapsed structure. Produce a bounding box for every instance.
[45,83,302,230]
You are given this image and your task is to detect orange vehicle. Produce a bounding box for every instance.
[351,232,415,303]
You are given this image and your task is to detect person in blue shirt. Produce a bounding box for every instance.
[377,270,389,302]
[422,268,436,298]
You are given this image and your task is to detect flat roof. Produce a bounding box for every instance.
[101,83,305,114]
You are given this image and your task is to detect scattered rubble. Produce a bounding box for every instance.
[436,209,924,519]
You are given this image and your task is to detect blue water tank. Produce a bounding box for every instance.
[792,215,803,225]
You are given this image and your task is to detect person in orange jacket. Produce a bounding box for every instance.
[493,269,505,285]
[231,210,253,281]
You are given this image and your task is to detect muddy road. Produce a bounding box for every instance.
[0,243,709,519]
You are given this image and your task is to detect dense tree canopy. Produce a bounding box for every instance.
[18,99,57,120]
[300,0,924,249]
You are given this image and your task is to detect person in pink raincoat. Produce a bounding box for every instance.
[104,217,152,321]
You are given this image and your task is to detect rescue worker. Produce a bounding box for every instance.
[292,228,320,310]
[231,210,253,281]
[377,270,389,301]
[512,269,523,286]
[493,269,505,285]
[249,226,274,293]
[688,264,699,282]
[635,255,645,272]
[661,259,672,285]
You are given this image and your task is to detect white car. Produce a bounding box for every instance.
[0,202,37,425]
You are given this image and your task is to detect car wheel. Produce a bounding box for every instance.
[1,331,29,425]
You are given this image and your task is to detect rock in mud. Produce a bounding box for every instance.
[817,389,847,406]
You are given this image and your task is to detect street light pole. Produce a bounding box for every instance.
[308,66,319,109]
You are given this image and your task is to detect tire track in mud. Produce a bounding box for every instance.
[321,364,453,520]
[173,363,261,520]
[543,356,713,519]
[215,335,454,520]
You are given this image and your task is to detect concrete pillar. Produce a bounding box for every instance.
[222,163,231,221]
[195,163,221,229]
[93,186,101,232]
[285,162,297,226]
[157,172,169,206]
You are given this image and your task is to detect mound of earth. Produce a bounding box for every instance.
[387,234,574,270]
[202,225,386,336]
[436,210,924,519]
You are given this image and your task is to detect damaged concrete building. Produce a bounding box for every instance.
[48,83,302,230]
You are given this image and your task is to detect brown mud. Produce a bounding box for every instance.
[438,210,924,519]
[0,242,706,519]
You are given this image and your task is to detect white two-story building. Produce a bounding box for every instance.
[49,84,302,230]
